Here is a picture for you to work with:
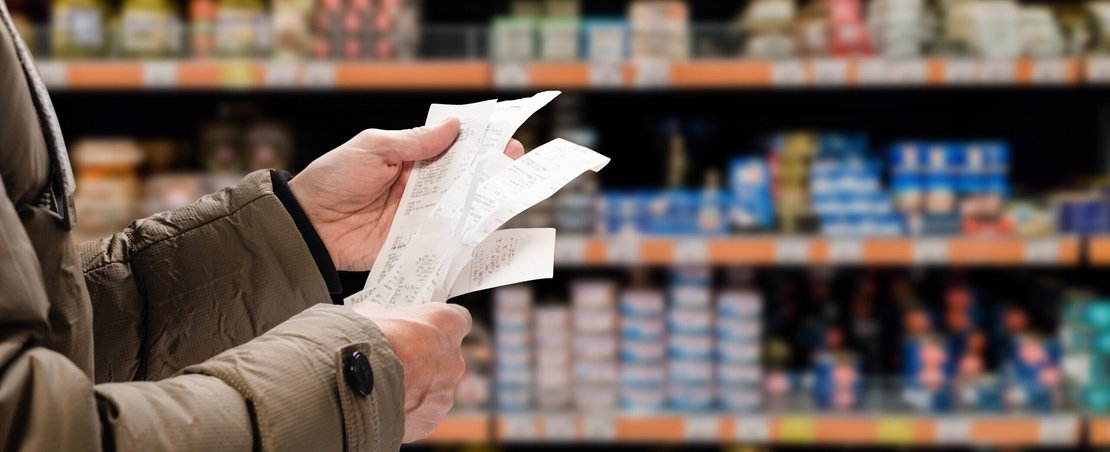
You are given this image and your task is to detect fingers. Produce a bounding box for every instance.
[504,138,525,160]
[357,117,461,163]
[419,303,472,343]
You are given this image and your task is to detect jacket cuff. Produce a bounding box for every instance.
[183,304,405,452]
[270,169,342,295]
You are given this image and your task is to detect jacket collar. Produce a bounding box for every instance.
[0,1,76,229]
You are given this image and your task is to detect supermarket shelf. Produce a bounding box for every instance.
[1087,236,1110,265]
[34,57,1110,90]
[1090,418,1110,445]
[553,236,1081,266]
[419,414,490,443]
[493,413,1080,446]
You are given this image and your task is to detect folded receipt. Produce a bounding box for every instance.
[345,92,610,306]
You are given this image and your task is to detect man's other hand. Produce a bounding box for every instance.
[351,302,473,443]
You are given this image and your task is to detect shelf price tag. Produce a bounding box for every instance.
[501,415,537,441]
[1031,59,1071,84]
[888,60,929,84]
[494,61,530,88]
[1025,239,1060,264]
[810,58,849,86]
[581,414,614,441]
[934,417,971,444]
[1088,57,1110,83]
[608,238,640,264]
[555,237,587,265]
[913,238,949,264]
[775,238,810,264]
[828,239,863,263]
[142,62,177,88]
[877,418,914,444]
[589,61,624,88]
[543,414,577,440]
[735,416,770,442]
[856,59,887,85]
[777,417,815,443]
[675,239,708,264]
[264,62,299,87]
[684,416,720,441]
[36,61,68,88]
[772,60,806,86]
[1038,416,1077,445]
[634,58,670,88]
[978,60,1016,83]
[943,59,977,84]
[303,62,336,88]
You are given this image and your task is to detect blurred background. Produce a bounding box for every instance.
[15,0,1110,449]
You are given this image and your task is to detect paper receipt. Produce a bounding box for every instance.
[345,92,608,306]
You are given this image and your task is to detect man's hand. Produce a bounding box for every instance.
[289,119,526,271]
[351,302,472,443]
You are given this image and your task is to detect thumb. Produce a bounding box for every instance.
[359,117,461,163]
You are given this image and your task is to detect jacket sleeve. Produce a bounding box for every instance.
[80,169,340,382]
[0,172,406,451]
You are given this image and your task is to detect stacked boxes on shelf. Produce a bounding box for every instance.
[619,286,668,412]
[572,281,620,412]
[1062,299,1110,413]
[667,267,716,411]
[535,305,573,410]
[716,271,764,412]
[811,135,901,237]
[495,286,533,412]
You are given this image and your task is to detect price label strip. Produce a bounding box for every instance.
[589,61,624,88]
[809,59,850,86]
[264,62,300,88]
[876,418,914,444]
[555,236,587,265]
[543,414,578,441]
[675,239,709,264]
[303,62,336,88]
[143,62,178,88]
[581,414,615,441]
[501,415,538,441]
[772,60,807,86]
[828,239,863,263]
[1024,239,1060,264]
[735,416,771,443]
[777,417,815,443]
[494,61,530,88]
[1088,57,1110,83]
[608,238,641,264]
[634,58,671,88]
[934,417,971,445]
[775,238,810,264]
[36,61,68,88]
[684,416,720,441]
[913,238,949,264]
[1038,416,1078,445]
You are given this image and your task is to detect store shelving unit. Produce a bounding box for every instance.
[27,1,1110,448]
[35,56,1110,90]
[425,413,1082,446]
[553,235,1082,266]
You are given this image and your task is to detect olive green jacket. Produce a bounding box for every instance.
[0,2,404,450]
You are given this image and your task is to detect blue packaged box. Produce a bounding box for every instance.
[582,19,629,61]
[890,141,926,173]
[728,157,775,229]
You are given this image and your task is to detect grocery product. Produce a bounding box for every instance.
[121,0,181,58]
[52,0,107,58]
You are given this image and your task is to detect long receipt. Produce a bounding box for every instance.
[345,92,609,306]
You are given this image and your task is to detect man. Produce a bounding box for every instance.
[0,2,525,450]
